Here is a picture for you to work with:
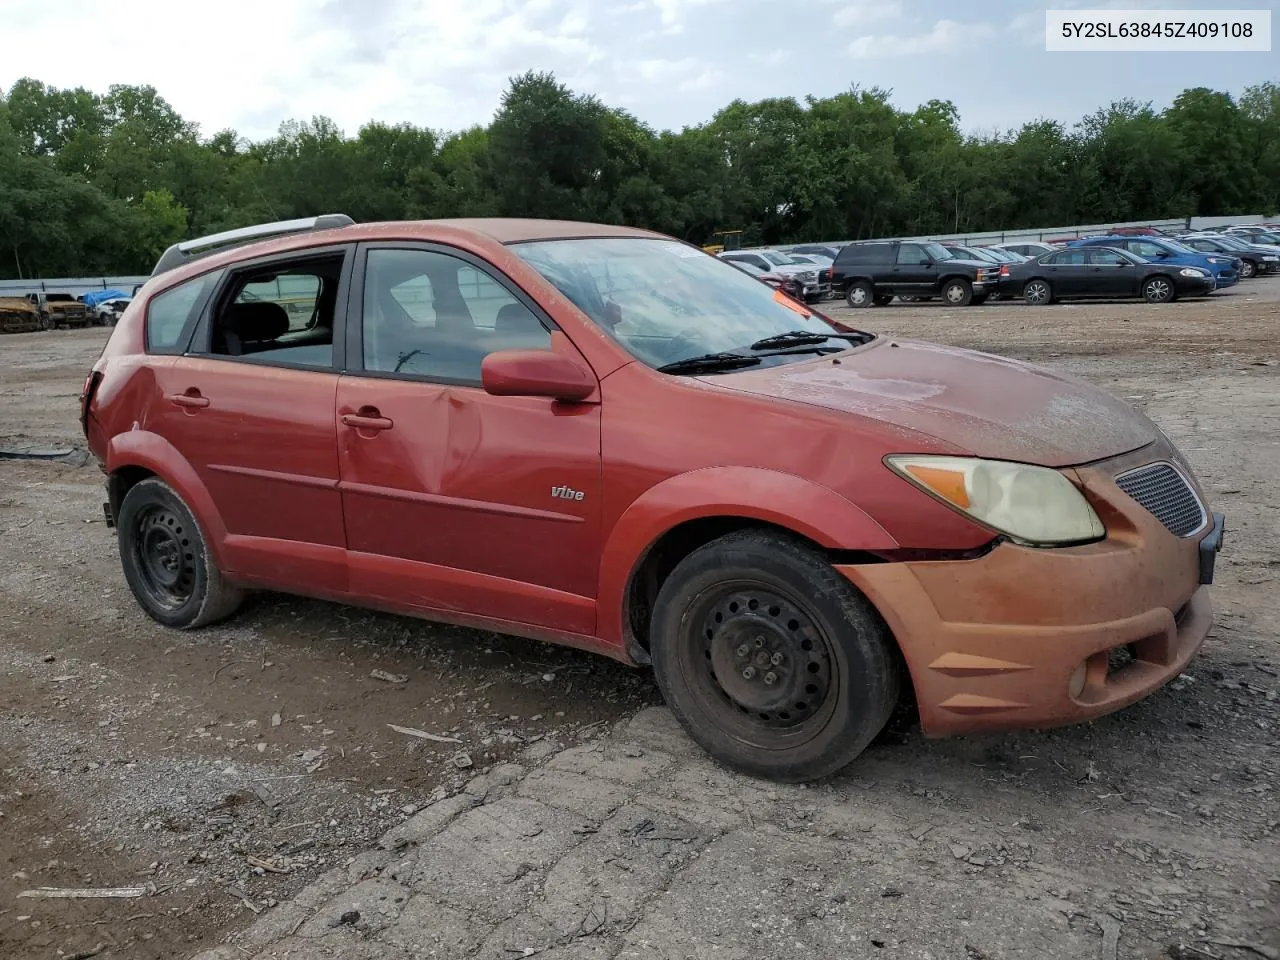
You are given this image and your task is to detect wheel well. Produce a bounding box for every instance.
[107,465,155,521]
[938,274,972,288]
[623,516,878,663]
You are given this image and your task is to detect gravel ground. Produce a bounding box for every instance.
[0,283,1277,959]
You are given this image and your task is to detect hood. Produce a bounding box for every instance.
[706,338,1157,467]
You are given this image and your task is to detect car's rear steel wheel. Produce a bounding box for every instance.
[650,530,901,782]
[1023,279,1051,305]
[134,504,197,611]
[845,281,874,307]
[117,477,244,629]
[1143,276,1174,304]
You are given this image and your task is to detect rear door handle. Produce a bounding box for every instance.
[168,390,209,409]
[341,409,394,431]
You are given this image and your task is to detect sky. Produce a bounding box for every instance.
[2,0,1275,141]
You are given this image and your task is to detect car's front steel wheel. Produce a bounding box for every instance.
[1239,260,1256,279]
[942,279,972,306]
[1023,279,1052,305]
[117,477,244,629]
[650,530,901,782]
[1142,276,1175,304]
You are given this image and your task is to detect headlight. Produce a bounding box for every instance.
[1179,267,1208,277]
[1264,256,1278,262]
[885,455,1105,546]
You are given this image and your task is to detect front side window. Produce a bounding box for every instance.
[512,237,867,371]
[146,272,218,354]
[361,248,550,382]
[205,255,343,369]
[897,243,929,264]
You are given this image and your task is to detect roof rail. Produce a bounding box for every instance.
[150,214,356,276]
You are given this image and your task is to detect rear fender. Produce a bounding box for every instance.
[105,430,231,571]
[597,466,898,651]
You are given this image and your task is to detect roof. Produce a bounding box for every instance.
[418,218,663,244]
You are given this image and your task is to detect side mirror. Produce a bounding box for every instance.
[919,258,933,266]
[481,350,596,403]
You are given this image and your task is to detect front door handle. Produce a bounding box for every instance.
[169,389,209,409]
[341,408,394,432]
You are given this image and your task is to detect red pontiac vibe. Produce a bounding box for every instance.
[82,215,1225,782]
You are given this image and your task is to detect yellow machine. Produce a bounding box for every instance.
[702,230,744,255]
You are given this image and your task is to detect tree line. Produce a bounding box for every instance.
[2,72,1277,279]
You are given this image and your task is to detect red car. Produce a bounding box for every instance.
[83,215,1224,782]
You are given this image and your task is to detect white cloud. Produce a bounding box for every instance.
[632,57,723,91]
[847,19,995,60]
[648,0,729,34]
[831,1,903,30]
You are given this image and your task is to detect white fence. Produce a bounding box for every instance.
[0,276,149,299]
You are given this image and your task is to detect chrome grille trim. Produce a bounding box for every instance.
[1114,461,1207,538]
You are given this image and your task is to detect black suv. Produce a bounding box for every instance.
[831,240,999,307]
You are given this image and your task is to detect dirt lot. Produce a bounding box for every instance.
[1,285,1277,960]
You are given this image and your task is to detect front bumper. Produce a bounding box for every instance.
[838,442,1222,737]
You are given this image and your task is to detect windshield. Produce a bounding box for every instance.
[1252,232,1280,244]
[1212,236,1250,250]
[761,252,794,266]
[1159,239,1198,254]
[512,238,867,370]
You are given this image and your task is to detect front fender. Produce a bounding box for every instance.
[106,430,231,571]
[596,466,898,651]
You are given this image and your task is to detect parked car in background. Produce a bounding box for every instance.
[0,297,44,333]
[728,259,806,300]
[717,249,830,301]
[831,240,999,307]
[1222,225,1276,240]
[790,244,844,260]
[25,292,91,329]
[81,213,1224,782]
[938,244,1024,300]
[1177,234,1279,279]
[989,241,1058,259]
[1010,246,1215,304]
[1069,236,1239,288]
[82,288,132,323]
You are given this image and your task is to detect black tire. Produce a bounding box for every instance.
[650,530,902,782]
[844,281,874,308]
[872,294,894,306]
[1142,275,1176,304]
[117,477,244,629]
[941,278,973,306]
[1023,279,1053,305]
[1239,259,1256,280]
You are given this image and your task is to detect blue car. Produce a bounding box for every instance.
[1068,236,1239,288]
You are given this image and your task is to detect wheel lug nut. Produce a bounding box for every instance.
[736,644,749,658]
[770,652,784,666]
[754,636,765,648]
[742,667,756,680]
[763,672,777,685]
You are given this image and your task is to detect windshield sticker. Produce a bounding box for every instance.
[773,289,812,317]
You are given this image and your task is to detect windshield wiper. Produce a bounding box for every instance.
[748,330,875,351]
[657,352,763,375]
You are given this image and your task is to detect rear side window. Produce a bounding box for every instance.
[146,273,218,354]
[839,243,892,265]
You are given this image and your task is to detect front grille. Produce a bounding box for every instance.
[1115,462,1205,537]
